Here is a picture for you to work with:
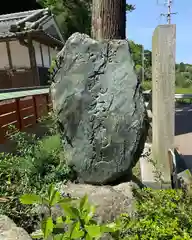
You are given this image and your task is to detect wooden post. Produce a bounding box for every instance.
[27,33,40,86]
[152,24,176,188]
[16,98,23,130]
[6,41,13,69]
[39,43,44,67]
[48,46,51,66]
[45,94,50,113]
[33,95,38,122]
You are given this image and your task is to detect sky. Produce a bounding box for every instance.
[126,0,192,63]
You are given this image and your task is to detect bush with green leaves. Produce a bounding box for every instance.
[113,188,192,239]
[0,126,75,233]
[20,184,192,239]
[20,184,118,240]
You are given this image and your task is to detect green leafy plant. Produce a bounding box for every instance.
[4,117,192,239]
[117,188,192,239]
[21,184,192,239]
[0,122,75,233]
[20,184,117,240]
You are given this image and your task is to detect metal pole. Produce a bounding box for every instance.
[158,0,177,24]
[167,0,171,24]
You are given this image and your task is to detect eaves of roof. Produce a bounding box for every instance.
[0,8,64,47]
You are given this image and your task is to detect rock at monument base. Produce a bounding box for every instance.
[51,32,148,184]
[41,182,138,224]
[0,215,32,240]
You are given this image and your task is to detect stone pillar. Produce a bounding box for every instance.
[152,24,176,188]
[140,25,176,188]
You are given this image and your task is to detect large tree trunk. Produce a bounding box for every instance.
[91,0,126,40]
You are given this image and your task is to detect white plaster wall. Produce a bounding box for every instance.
[0,42,9,69]
[33,41,42,67]
[42,44,50,67]
[33,41,58,68]
[41,44,59,67]
[33,41,50,67]
[0,40,59,70]
[9,40,30,68]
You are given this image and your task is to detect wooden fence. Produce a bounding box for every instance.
[0,87,51,144]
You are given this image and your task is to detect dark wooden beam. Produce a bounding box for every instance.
[6,41,13,69]
[39,43,44,67]
[31,31,63,49]
[0,37,17,43]
[27,33,40,86]
[48,46,51,66]
[0,30,64,49]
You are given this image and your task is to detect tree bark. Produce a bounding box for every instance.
[91,0,126,40]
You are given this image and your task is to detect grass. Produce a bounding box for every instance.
[175,87,192,94]
[142,81,192,93]
[175,88,192,103]
[142,81,192,104]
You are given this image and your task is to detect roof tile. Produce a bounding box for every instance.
[0,9,49,38]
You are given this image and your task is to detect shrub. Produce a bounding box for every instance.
[141,81,151,90]
[0,125,75,233]
[20,184,118,240]
[119,188,192,239]
[20,185,192,239]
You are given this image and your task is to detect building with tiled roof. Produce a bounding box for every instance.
[0,8,64,89]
